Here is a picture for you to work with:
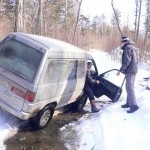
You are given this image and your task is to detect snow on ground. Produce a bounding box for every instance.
[0,50,149,150]
[60,50,150,150]
[0,110,18,150]
[0,128,17,150]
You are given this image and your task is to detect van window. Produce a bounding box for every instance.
[77,60,85,78]
[43,60,68,84]
[0,38,43,82]
[68,60,77,79]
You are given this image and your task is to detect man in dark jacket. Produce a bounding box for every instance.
[84,62,100,113]
[117,36,139,113]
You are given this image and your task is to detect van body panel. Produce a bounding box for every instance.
[0,90,24,111]
[0,74,27,111]
[55,78,85,108]
[15,32,87,57]
[47,48,87,59]
[0,100,30,120]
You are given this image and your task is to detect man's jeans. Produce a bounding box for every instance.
[125,74,137,106]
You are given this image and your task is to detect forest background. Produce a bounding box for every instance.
[0,0,150,65]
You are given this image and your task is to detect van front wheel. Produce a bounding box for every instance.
[65,93,88,113]
[74,93,88,111]
[29,105,55,130]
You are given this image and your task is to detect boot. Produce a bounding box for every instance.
[78,109,89,114]
[90,100,100,113]
[127,105,139,113]
[121,103,129,108]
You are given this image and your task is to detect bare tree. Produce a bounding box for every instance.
[111,0,123,37]
[144,0,150,43]
[34,0,42,35]
[134,0,143,42]
[72,0,83,44]
[13,0,24,32]
[134,0,138,41]
[111,8,121,26]
[14,0,18,32]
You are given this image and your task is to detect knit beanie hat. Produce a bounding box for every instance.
[121,36,130,43]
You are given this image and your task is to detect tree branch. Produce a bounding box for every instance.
[111,0,123,37]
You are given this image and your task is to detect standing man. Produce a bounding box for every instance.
[84,62,100,113]
[117,36,139,113]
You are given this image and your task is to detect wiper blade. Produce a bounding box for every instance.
[10,69,29,81]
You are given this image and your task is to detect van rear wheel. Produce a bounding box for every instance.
[29,105,55,130]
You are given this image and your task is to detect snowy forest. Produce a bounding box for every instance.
[0,0,150,65]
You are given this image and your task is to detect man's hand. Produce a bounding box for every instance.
[117,71,120,76]
[96,80,100,84]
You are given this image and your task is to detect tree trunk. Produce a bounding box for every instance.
[14,0,19,32]
[72,0,83,45]
[137,0,142,41]
[135,0,142,42]
[134,0,138,41]
[34,0,42,35]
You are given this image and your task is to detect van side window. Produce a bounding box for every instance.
[77,60,85,78]
[43,60,68,83]
[68,60,77,79]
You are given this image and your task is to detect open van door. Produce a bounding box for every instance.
[92,69,125,102]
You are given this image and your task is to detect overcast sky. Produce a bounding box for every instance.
[81,0,145,30]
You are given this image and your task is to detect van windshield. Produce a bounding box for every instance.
[0,38,43,82]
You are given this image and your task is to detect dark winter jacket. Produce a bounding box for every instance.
[120,41,138,74]
[84,68,97,89]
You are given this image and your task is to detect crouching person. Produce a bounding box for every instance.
[83,62,100,113]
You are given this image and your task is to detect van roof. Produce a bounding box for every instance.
[10,32,93,59]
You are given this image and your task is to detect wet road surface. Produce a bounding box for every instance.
[3,111,84,150]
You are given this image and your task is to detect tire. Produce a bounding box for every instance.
[29,105,55,130]
[64,93,88,113]
[74,93,88,111]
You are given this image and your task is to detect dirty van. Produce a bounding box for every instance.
[0,32,125,130]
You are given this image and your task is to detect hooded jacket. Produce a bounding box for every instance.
[120,41,138,74]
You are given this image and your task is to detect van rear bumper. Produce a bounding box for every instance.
[0,100,31,120]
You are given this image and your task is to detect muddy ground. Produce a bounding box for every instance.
[4,111,85,150]
[2,100,111,150]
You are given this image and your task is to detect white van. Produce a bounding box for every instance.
[0,32,125,129]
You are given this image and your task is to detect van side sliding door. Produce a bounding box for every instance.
[57,59,86,108]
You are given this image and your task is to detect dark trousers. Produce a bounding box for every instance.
[84,85,94,101]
